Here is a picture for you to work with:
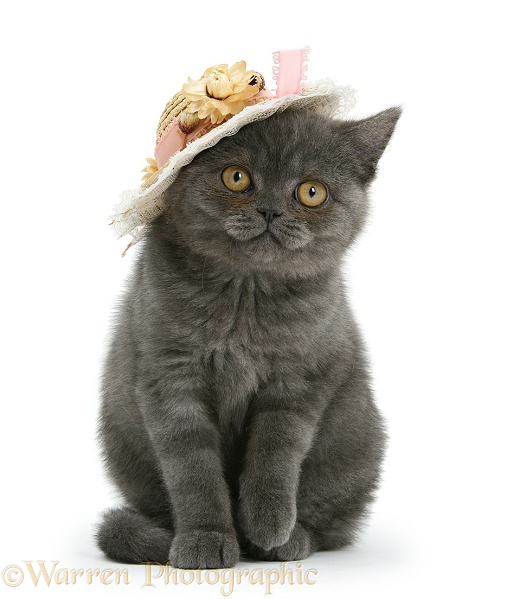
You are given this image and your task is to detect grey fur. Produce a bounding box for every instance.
[96,106,401,567]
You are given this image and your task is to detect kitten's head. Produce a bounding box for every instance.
[154,107,400,277]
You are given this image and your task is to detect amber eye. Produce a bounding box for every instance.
[295,180,329,207]
[221,166,252,192]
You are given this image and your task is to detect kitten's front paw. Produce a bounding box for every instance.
[238,492,296,551]
[168,531,239,569]
[244,522,313,561]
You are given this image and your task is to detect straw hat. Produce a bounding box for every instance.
[109,48,356,249]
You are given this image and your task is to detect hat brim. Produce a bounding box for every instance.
[110,79,356,242]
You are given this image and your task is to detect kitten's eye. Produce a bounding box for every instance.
[295,181,329,207]
[221,166,252,192]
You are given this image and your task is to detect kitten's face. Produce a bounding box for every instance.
[159,108,400,277]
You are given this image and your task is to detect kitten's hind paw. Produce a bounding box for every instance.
[243,522,313,562]
[96,507,173,564]
[169,531,240,569]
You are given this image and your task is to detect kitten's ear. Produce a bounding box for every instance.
[341,107,402,184]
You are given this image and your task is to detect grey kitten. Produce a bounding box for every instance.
[96,106,400,568]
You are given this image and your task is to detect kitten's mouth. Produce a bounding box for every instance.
[248,229,283,251]
[253,229,280,244]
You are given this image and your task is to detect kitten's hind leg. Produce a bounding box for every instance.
[303,486,377,551]
[295,383,386,553]
[96,506,173,564]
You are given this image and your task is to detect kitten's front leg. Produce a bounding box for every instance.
[238,377,319,552]
[140,371,239,569]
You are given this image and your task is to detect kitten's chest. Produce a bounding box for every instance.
[201,275,277,397]
[200,274,301,352]
[198,274,313,429]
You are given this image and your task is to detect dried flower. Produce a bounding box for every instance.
[141,157,158,186]
[178,110,200,134]
[182,61,263,125]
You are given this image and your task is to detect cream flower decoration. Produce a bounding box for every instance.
[182,61,264,125]
[141,157,159,186]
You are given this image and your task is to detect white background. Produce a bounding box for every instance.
[1,1,512,597]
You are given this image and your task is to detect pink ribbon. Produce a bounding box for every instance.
[273,47,310,97]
